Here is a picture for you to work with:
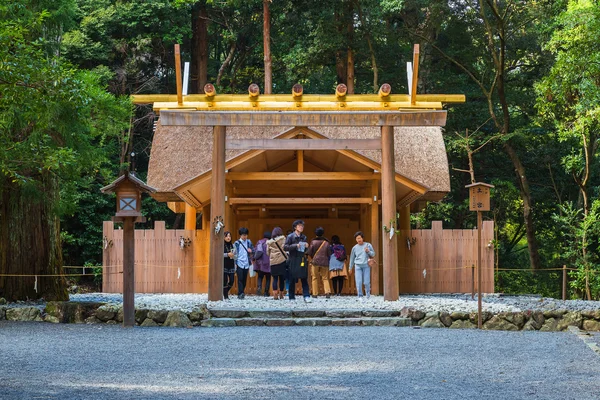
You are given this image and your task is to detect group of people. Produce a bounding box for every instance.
[223,219,376,302]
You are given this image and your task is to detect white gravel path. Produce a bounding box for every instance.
[68,293,600,313]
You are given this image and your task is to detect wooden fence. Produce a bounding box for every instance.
[398,221,495,293]
[102,220,494,294]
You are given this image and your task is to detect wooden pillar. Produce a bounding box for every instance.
[185,203,197,230]
[381,126,399,301]
[297,150,304,172]
[122,217,135,327]
[370,180,380,295]
[399,205,410,231]
[209,126,226,301]
[224,183,233,233]
[201,205,210,231]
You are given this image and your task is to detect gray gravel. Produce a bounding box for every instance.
[1,321,599,399]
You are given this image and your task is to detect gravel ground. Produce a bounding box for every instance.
[66,292,600,313]
[0,321,599,400]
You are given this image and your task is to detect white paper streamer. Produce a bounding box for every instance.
[177,268,181,280]
[34,275,38,293]
[422,269,427,279]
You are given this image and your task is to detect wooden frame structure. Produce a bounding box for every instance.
[132,44,467,301]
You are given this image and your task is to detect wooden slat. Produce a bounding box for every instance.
[226,138,382,150]
[226,172,380,181]
[132,93,465,104]
[159,110,448,127]
[228,197,372,204]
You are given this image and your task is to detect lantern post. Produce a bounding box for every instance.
[465,182,494,329]
[101,173,156,327]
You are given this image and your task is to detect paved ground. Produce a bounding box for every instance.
[1,322,599,400]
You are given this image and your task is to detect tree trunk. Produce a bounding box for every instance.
[503,141,541,271]
[0,174,68,301]
[335,10,347,85]
[191,2,209,93]
[263,0,272,94]
[346,2,354,94]
[336,51,346,85]
[216,41,236,87]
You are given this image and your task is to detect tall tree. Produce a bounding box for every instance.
[191,1,209,93]
[403,0,562,270]
[0,0,131,300]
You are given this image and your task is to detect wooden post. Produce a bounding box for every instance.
[410,44,420,106]
[185,203,197,230]
[477,210,483,329]
[122,217,135,327]
[297,150,304,172]
[381,126,399,301]
[471,264,475,300]
[370,180,380,295]
[175,44,183,105]
[202,205,210,231]
[562,264,567,301]
[209,126,226,301]
[399,205,410,231]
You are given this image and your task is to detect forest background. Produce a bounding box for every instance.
[1,0,599,300]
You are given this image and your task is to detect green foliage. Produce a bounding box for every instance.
[551,201,600,299]
[0,0,131,206]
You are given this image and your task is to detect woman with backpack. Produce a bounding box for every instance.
[267,226,287,300]
[254,231,272,297]
[349,231,376,301]
[284,219,311,302]
[328,235,348,296]
[307,227,332,299]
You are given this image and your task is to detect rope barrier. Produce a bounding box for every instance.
[0,272,122,277]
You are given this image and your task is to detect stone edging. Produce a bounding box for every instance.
[1,302,599,331]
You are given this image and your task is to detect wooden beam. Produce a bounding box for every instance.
[132,93,465,104]
[160,110,448,127]
[208,125,226,301]
[226,138,382,150]
[411,44,420,106]
[226,172,380,181]
[167,201,186,213]
[174,44,183,106]
[381,125,399,301]
[228,197,373,204]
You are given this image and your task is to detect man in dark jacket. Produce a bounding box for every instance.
[283,219,311,302]
[307,227,332,299]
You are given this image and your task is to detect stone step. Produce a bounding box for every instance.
[200,317,412,327]
[208,308,401,319]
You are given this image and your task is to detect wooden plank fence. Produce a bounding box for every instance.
[398,221,494,293]
[102,220,494,295]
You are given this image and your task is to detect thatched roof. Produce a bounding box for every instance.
[147,122,450,204]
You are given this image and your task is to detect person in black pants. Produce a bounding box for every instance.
[284,220,311,302]
[223,231,236,299]
[233,227,254,299]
